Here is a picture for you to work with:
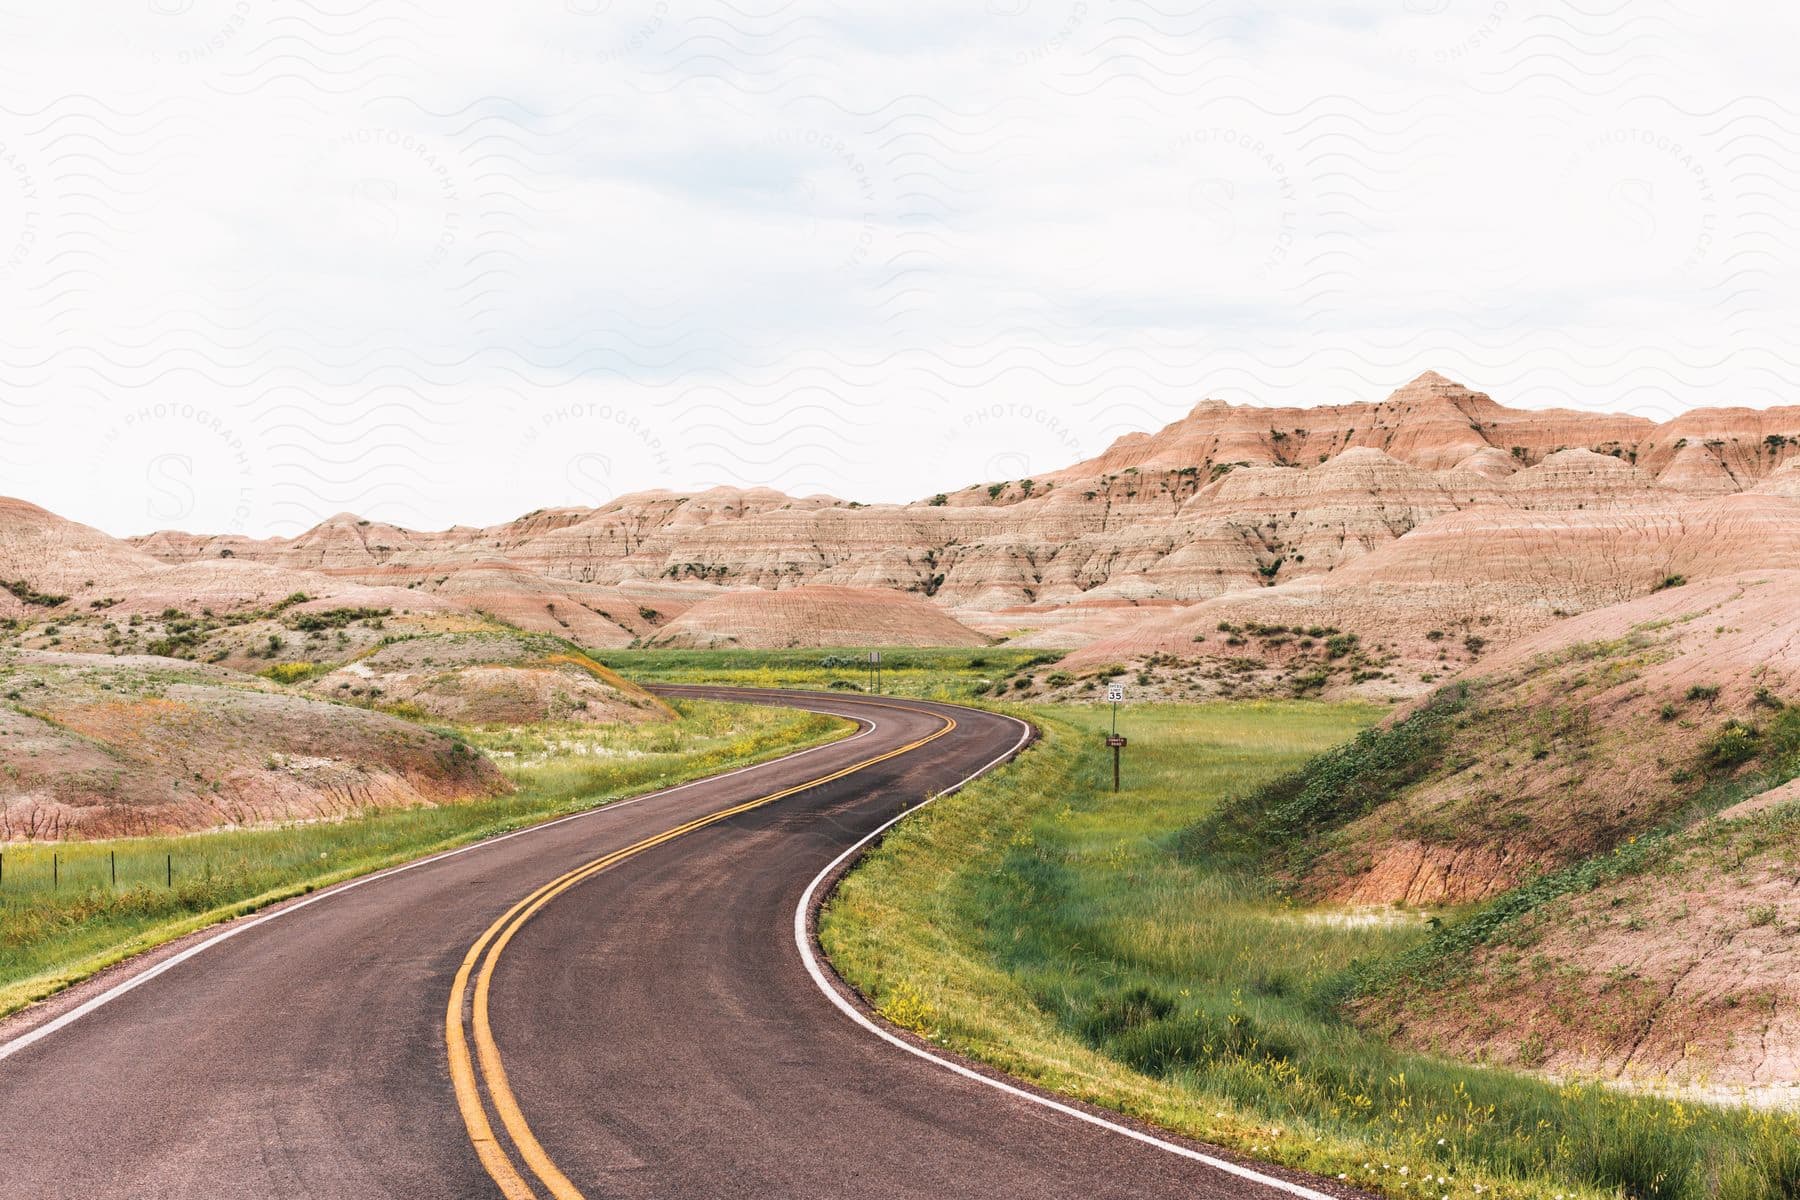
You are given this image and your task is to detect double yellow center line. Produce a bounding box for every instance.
[445,704,956,1200]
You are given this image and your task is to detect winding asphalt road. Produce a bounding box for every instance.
[0,688,1346,1200]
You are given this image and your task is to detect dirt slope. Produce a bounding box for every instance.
[1360,790,1800,1100]
[0,651,507,840]
[1301,572,1800,907]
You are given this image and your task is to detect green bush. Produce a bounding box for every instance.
[1704,720,1762,770]
[285,606,390,632]
[261,661,327,685]
[2,579,68,607]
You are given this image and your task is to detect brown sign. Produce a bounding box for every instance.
[1106,735,1127,748]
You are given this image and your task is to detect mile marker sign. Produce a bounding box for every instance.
[1104,685,1126,791]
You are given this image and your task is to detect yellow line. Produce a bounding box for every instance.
[446,701,956,1200]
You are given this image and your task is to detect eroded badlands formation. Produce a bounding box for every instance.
[2,372,1795,698]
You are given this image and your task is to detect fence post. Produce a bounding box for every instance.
[166,853,172,888]
[53,852,59,890]
[111,850,117,887]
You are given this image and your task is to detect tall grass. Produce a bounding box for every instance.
[822,702,1800,1200]
[0,699,849,1016]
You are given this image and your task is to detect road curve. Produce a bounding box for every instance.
[0,688,1348,1200]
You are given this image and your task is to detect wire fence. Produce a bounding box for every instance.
[0,847,205,898]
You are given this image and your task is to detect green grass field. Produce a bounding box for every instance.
[821,702,1800,1200]
[601,646,1058,699]
[0,699,849,1017]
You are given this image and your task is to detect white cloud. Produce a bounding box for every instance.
[0,0,1794,536]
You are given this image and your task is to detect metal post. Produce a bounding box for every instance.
[1103,684,1126,793]
[167,853,172,888]
[53,852,58,890]
[111,850,116,887]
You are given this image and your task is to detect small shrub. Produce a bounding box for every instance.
[286,607,391,632]
[1703,720,1761,770]
[1686,683,1721,703]
[2,579,70,607]
[262,661,324,685]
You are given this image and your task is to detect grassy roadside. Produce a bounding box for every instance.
[0,699,850,1018]
[603,646,1058,700]
[820,703,1800,1200]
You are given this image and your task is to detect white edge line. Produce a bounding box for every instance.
[792,706,1341,1200]
[0,702,881,1064]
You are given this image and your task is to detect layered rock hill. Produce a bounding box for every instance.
[9,371,1796,675]
[645,585,988,649]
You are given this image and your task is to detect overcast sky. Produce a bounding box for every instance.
[1,1,1794,537]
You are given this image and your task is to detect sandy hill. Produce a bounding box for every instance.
[0,498,165,604]
[305,632,672,726]
[645,585,988,649]
[0,651,507,840]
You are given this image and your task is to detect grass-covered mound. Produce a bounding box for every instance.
[303,631,673,726]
